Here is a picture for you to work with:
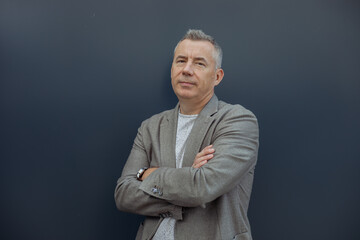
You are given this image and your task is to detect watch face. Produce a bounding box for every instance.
[137,167,148,180]
[137,168,144,179]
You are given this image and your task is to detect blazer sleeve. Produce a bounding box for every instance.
[114,124,183,220]
[138,107,259,207]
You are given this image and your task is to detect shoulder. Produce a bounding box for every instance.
[211,100,259,141]
[217,100,257,121]
[139,108,174,129]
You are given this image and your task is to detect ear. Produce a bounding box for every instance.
[214,68,224,86]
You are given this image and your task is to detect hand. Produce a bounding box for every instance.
[192,145,215,169]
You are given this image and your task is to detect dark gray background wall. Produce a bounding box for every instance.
[1,0,359,239]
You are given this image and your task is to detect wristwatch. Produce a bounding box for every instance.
[136,167,149,180]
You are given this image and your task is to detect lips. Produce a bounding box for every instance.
[179,81,195,86]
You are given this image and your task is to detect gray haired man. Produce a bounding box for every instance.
[115,29,259,240]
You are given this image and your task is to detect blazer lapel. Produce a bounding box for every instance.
[159,104,179,168]
[181,95,219,167]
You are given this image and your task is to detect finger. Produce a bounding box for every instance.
[193,159,208,168]
[193,153,214,165]
[193,145,215,167]
[201,145,213,152]
[198,145,212,154]
[204,147,215,154]
[196,146,215,158]
[195,149,215,163]
[197,149,215,159]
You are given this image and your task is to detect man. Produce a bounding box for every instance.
[115,29,259,240]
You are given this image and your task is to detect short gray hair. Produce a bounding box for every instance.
[174,29,223,69]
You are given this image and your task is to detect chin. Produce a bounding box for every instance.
[175,92,196,100]
[174,88,192,97]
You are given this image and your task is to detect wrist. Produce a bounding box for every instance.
[141,167,158,181]
[136,167,148,181]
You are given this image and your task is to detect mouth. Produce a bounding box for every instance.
[179,81,195,86]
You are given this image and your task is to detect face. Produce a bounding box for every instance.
[171,39,224,104]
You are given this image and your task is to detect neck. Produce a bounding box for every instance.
[179,93,213,115]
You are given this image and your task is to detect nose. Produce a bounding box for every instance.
[182,62,194,76]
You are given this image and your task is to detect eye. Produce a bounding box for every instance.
[196,62,205,66]
[176,60,185,63]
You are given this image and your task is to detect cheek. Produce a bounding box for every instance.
[170,71,175,84]
[202,73,216,87]
[171,68,177,78]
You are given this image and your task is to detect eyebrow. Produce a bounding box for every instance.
[194,57,208,64]
[175,55,187,60]
[175,55,208,64]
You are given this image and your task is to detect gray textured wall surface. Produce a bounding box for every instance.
[1,0,359,239]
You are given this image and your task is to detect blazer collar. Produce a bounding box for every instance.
[196,94,219,118]
[160,94,219,168]
[181,94,218,167]
[167,94,219,121]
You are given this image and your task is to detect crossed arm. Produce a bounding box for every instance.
[140,145,215,180]
[115,110,258,218]
[114,144,215,220]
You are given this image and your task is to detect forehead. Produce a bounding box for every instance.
[175,39,215,60]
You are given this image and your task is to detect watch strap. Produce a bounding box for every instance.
[136,167,149,180]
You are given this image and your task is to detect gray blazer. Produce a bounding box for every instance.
[115,95,259,240]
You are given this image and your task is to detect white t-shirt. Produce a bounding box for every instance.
[152,111,198,240]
